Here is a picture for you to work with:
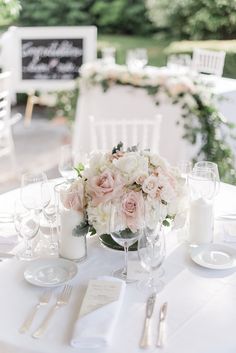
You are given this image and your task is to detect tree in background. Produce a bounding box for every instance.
[17,0,154,35]
[0,0,21,27]
[146,0,236,39]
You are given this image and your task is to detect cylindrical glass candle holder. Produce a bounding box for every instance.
[55,182,87,262]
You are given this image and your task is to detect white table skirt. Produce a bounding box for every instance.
[1,182,236,353]
[73,72,236,165]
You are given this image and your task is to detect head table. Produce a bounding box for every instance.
[0,181,236,353]
[73,64,236,166]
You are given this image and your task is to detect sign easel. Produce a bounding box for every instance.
[0,26,97,125]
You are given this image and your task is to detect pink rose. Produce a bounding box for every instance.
[88,169,124,206]
[61,181,85,212]
[122,191,144,233]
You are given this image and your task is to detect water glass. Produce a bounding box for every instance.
[58,144,77,181]
[194,161,220,196]
[21,172,50,211]
[167,54,192,71]
[138,224,166,293]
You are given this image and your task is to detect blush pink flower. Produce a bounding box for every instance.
[87,169,124,206]
[121,191,144,233]
[61,181,85,212]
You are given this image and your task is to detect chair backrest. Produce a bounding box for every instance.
[0,72,11,126]
[89,115,162,152]
[192,48,225,76]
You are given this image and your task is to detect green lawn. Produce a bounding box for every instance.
[97,34,171,67]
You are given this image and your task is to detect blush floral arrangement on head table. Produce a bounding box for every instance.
[61,143,188,249]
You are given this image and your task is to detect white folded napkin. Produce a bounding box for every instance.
[70,276,126,349]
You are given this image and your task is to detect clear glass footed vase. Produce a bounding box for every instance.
[55,182,87,262]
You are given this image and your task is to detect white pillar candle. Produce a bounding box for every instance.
[188,197,214,245]
[60,209,87,261]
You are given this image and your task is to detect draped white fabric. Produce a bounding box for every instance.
[73,72,236,165]
[0,182,236,353]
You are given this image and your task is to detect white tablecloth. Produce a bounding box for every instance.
[1,183,236,353]
[73,69,236,165]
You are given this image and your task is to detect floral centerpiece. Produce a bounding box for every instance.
[61,143,188,250]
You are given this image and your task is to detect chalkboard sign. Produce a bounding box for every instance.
[0,26,97,94]
[21,38,83,80]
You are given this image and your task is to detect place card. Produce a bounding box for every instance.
[79,279,123,317]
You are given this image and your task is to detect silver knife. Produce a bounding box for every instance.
[157,302,168,347]
[139,293,156,348]
[0,253,15,260]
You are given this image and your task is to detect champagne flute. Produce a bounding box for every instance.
[138,222,166,293]
[58,144,77,181]
[109,202,142,283]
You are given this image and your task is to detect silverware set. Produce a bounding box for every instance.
[19,284,72,338]
[140,293,168,349]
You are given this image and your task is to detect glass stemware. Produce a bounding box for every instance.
[109,203,142,283]
[193,161,220,196]
[21,172,50,211]
[17,209,40,260]
[188,167,216,200]
[126,48,148,70]
[42,183,58,256]
[58,144,77,181]
[138,223,166,293]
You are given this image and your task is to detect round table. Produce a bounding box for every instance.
[0,182,236,353]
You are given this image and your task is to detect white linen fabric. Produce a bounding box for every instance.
[73,70,236,165]
[0,183,236,353]
[70,277,126,349]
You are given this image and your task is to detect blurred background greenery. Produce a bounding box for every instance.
[1,0,236,73]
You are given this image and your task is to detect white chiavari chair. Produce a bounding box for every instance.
[89,114,162,152]
[0,72,22,173]
[191,48,226,76]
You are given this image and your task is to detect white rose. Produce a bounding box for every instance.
[142,175,159,198]
[113,152,149,183]
[84,152,111,178]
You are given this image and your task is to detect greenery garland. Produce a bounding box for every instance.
[56,63,236,184]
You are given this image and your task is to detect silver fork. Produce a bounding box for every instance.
[19,290,52,334]
[32,285,72,339]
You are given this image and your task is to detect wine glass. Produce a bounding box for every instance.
[126,48,148,70]
[101,47,116,65]
[21,172,50,211]
[138,222,166,293]
[58,144,77,181]
[109,202,143,283]
[42,183,58,256]
[17,209,40,260]
[194,161,220,196]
